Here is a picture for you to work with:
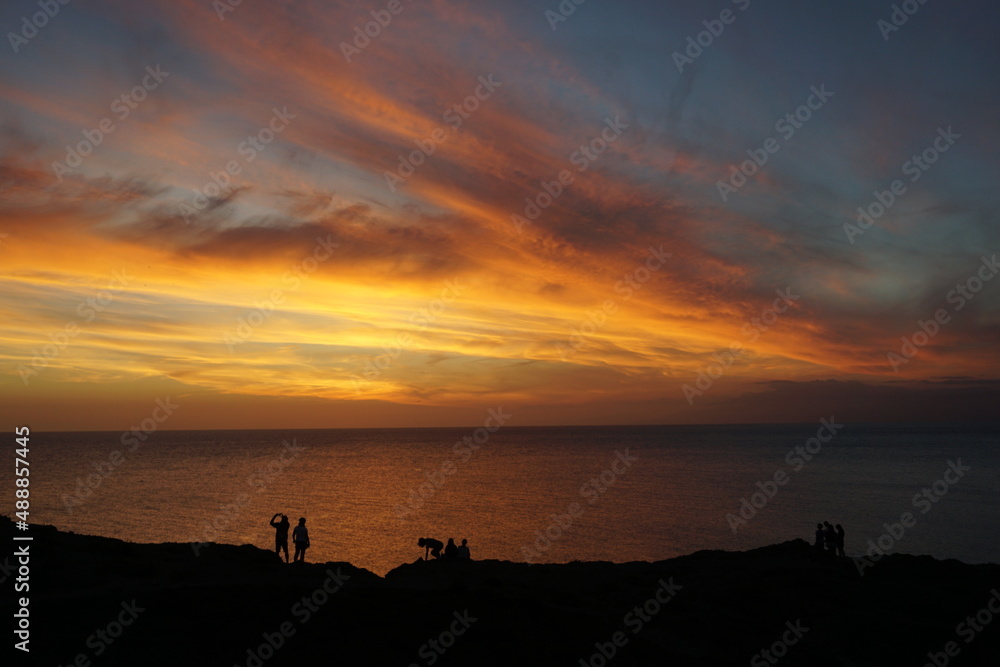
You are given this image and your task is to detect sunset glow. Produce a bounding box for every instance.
[2,0,998,428]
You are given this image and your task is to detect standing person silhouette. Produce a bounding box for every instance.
[270,513,290,563]
[292,517,310,563]
[814,523,824,551]
[823,521,837,553]
[835,524,846,558]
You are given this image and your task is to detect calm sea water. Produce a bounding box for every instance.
[6,424,998,575]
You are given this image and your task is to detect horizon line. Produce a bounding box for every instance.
[26,419,1000,434]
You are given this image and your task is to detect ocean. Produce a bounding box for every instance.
[8,423,999,575]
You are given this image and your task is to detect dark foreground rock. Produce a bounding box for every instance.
[4,516,998,666]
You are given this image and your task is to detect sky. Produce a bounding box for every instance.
[1,0,998,429]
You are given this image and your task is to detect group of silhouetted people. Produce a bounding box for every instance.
[814,521,845,557]
[418,537,472,561]
[269,516,473,565]
[270,513,310,563]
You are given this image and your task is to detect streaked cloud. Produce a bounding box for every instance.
[1,0,997,426]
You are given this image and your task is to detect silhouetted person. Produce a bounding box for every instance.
[444,538,458,560]
[457,539,471,560]
[418,537,443,560]
[824,521,837,553]
[814,523,824,551]
[835,524,846,558]
[293,517,310,563]
[270,513,290,563]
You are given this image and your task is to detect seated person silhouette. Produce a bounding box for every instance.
[292,517,310,563]
[444,537,458,560]
[456,539,471,560]
[418,537,443,560]
[270,513,290,563]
